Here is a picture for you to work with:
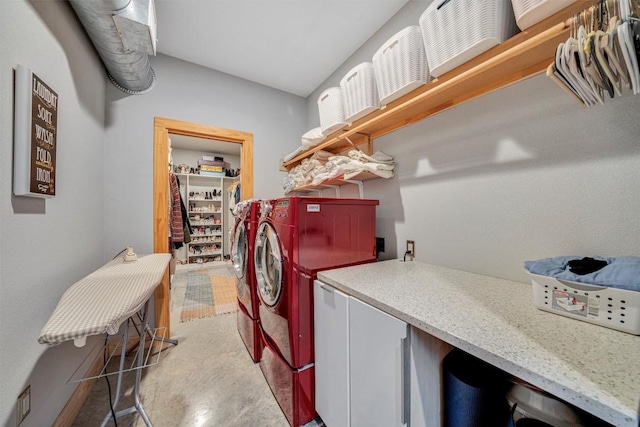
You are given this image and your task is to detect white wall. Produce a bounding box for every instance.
[104,54,306,257]
[0,1,107,426]
[308,1,640,284]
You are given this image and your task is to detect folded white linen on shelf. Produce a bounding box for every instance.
[347,149,395,164]
[344,168,394,179]
[283,175,296,193]
[301,127,325,149]
[358,161,395,172]
[284,146,304,162]
[311,150,333,164]
[285,149,397,189]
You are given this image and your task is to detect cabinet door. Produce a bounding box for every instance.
[349,297,408,427]
[314,280,350,427]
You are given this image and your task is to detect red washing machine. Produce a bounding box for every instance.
[233,200,263,362]
[254,196,378,426]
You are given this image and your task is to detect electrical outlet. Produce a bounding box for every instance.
[17,385,30,426]
[406,240,415,257]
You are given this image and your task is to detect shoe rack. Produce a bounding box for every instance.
[176,173,236,265]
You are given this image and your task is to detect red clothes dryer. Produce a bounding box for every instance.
[232,200,262,362]
[254,196,378,426]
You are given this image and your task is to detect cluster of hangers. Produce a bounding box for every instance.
[547,0,640,107]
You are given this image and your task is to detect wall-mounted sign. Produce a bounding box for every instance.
[13,65,58,198]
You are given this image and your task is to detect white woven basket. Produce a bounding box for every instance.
[373,26,430,105]
[419,0,518,77]
[317,87,347,136]
[511,0,576,30]
[340,62,380,123]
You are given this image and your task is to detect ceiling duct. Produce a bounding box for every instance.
[69,0,157,94]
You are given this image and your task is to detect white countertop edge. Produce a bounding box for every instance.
[317,261,639,427]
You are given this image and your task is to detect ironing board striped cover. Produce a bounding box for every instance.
[38,253,171,346]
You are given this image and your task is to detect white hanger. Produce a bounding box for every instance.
[546,62,586,106]
[594,29,623,96]
[555,43,589,104]
[565,39,599,105]
[618,21,640,93]
[604,17,631,87]
[578,24,606,103]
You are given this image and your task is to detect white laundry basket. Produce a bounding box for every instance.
[317,87,348,136]
[511,0,577,30]
[340,62,380,123]
[373,26,430,105]
[419,0,518,77]
[530,273,640,335]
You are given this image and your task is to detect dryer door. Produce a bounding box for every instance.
[254,222,283,307]
[232,222,247,280]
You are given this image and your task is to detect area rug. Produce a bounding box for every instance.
[180,269,238,322]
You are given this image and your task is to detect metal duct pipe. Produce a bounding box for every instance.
[69,0,156,94]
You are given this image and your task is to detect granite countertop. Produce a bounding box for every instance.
[317,260,640,427]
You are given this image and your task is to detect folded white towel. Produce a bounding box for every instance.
[284,146,304,162]
[359,161,395,172]
[301,127,325,149]
[345,168,394,180]
[311,150,333,164]
[283,175,296,193]
[348,149,395,164]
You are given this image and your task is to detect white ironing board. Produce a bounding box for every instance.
[38,253,172,426]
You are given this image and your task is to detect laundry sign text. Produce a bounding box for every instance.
[13,65,58,197]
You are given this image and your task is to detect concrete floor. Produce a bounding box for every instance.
[72,264,289,427]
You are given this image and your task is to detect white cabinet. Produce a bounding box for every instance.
[175,173,238,265]
[350,296,409,427]
[314,280,453,427]
[314,281,350,427]
[314,280,410,427]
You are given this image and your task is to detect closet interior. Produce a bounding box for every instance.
[169,135,241,267]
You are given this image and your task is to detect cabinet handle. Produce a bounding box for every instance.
[319,284,333,293]
[400,335,409,425]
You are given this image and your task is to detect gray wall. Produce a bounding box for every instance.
[308,1,640,284]
[103,53,306,257]
[0,1,107,426]
[307,1,432,127]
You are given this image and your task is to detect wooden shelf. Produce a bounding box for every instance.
[289,171,381,194]
[283,1,596,171]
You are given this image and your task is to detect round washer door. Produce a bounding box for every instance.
[254,222,283,307]
[232,222,247,280]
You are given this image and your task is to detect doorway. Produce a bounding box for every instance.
[153,117,253,338]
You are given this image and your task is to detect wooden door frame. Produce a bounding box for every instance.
[153,117,253,337]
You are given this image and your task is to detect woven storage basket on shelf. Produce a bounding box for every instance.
[419,0,518,78]
[373,25,430,105]
[511,0,577,30]
[340,62,380,123]
[317,87,347,136]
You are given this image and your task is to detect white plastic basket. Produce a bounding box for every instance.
[317,87,348,136]
[419,0,518,78]
[511,0,577,30]
[530,273,640,335]
[340,62,380,123]
[373,26,430,105]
